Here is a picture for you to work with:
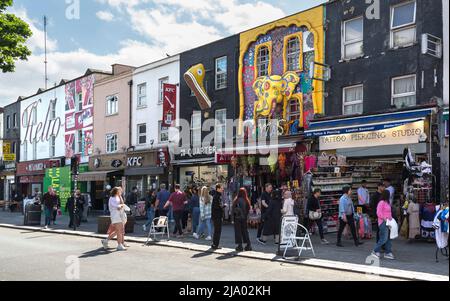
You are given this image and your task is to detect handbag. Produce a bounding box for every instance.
[309,210,322,220]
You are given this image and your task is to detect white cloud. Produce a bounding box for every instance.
[96,10,115,22]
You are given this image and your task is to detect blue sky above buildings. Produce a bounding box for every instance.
[0,0,326,105]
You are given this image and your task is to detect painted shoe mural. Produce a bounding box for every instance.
[184,63,211,110]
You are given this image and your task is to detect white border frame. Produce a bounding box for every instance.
[341,16,364,60]
[105,94,119,116]
[342,84,364,115]
[391,74,417,107]
[137,123,147,146]
[215,56,228,90]
[390,0,417,48]
[137,82,147,109]
[106,133,118,154]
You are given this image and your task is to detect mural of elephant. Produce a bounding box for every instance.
[252,71,300,121]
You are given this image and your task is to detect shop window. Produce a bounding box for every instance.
[256,44,271,77]
[106,133,118,153]
[159,77,169,104]
[106,95,118,116]
[215,109,227,146]
[288,99,301,122]
[191,111,202,147]
[159,121,169,143]
[215,56,227,90]
[391,1,416,48]
[286,37,301,71]
[342,16,364,59]
[49,135,56,158]
[343,85,363,115]
[392,75,416,109]
[137,83,147,108]
[137,123,147,145]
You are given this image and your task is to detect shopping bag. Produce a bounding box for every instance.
[386,219,399,240]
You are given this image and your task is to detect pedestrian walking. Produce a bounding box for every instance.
[103,185,111,214]
[142,190,157,232]
[357,180,370,213]
[66,190,84,228]
[211,183,225,249]
[102,187,127,251]
[257,183,273,243]
[281,190,295,216]
[126,187,139,216]
[51,192,61,225]
[259,189,282,245]
[336,186,363,247]
[42,186,58,229]
[371,182,385,243]
[371,190,395,259]
[156,184,170,217]
[190,187,200,235]
[233,188,252,252]
[164,184,188,238]
[183,188,192,231]
[305,188,329,244]
[193,186,212,240]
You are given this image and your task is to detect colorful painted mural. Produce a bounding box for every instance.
[64,75,95,158]
[238,6,324,136]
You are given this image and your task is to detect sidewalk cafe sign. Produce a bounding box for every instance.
[319,121,425,151]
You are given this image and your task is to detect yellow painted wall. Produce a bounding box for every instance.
[238,5,325,135]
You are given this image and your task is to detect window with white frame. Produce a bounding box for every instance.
[106,134,118,153]
[77,93,83,111]
[49,135,56,158]
[343,85,364,115]
[77,130,83,154]
[392,75,416,108]
[191,112,202,147]
[391,1,416,48]
[159,121,169,143]
[23,141,28,160]
[257,46,270,77]
[137,83,147,107]
[106,95,118,116]
[287,99,301,122]
[342,17,363,59]
[159,77,169,104]
[137,123,147,145]
[215,109,227,145]
[32,141,37,160]
[215,57,227,90]
[286,37,301,71]
[22,111,28,127]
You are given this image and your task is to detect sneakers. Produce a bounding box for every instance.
[116,244,126,251]
[257,238,267,245]
[193,233,199,239]
[142,225,147,232]
[321,239,330,245]
[205,236,212,241]
[371,251,381,259]
[384,253,395,260]
[235,245,244,252]
[101,239,109,250]
[123,242,130,248]
[211,245,221,250]
[44,225,48,229]
[183,64,212,110]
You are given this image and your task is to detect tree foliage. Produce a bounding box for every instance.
[0,0,32,73]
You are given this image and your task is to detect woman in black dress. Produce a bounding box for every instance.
[232,188,252,252]
[260,189,282,244]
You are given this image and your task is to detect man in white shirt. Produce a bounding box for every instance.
[357,180,370,206]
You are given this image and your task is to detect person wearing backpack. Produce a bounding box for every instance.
[233,188,252,252]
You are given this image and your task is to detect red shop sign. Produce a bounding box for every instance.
[162,84,177,127]
[16,159,61,176]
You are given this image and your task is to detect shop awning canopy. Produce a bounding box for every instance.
[124,167,165,176]
[305,107,434,137]
[217,142,296,156]
[77,170,116,182]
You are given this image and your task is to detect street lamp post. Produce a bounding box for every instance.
[71,155,79,231]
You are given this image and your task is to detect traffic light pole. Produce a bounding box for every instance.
[71,156,79,231]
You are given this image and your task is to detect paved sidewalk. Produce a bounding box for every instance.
[1,210,448,279]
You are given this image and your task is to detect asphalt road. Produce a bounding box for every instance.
[0,227,399,281]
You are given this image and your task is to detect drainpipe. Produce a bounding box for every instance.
[128,80,133,149]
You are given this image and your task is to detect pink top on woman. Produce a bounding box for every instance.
[376,200,392,226]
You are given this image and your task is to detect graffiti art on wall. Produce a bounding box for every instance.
[238,6,324,135]
[64,75,95,158]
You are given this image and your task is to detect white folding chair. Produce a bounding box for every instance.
[146,216,170,243]
[283,223,316,259]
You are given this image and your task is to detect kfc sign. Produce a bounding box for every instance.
[127,156,143,167]
[162,84,177,127]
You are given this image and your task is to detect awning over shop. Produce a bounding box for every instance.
[172,157,216,166]
[125,167,165,176]
[77,170,116,182]
[305,108,434,137]
[217,142,297,156]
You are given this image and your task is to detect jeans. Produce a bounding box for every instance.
[144,208,155,228]
[44,208,52,226]
[304,217,325,240]
[173,210,183,235]
[168,207,174,222]
[103,202,109,214]
[192,207,200,234]
[374,222,392,253]
[196,218,212,237]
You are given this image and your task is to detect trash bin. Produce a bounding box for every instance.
[24,203,42,226]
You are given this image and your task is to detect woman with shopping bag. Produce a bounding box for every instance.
[371,190,395,260]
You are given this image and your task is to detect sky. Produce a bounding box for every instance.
[0,0,326,106]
